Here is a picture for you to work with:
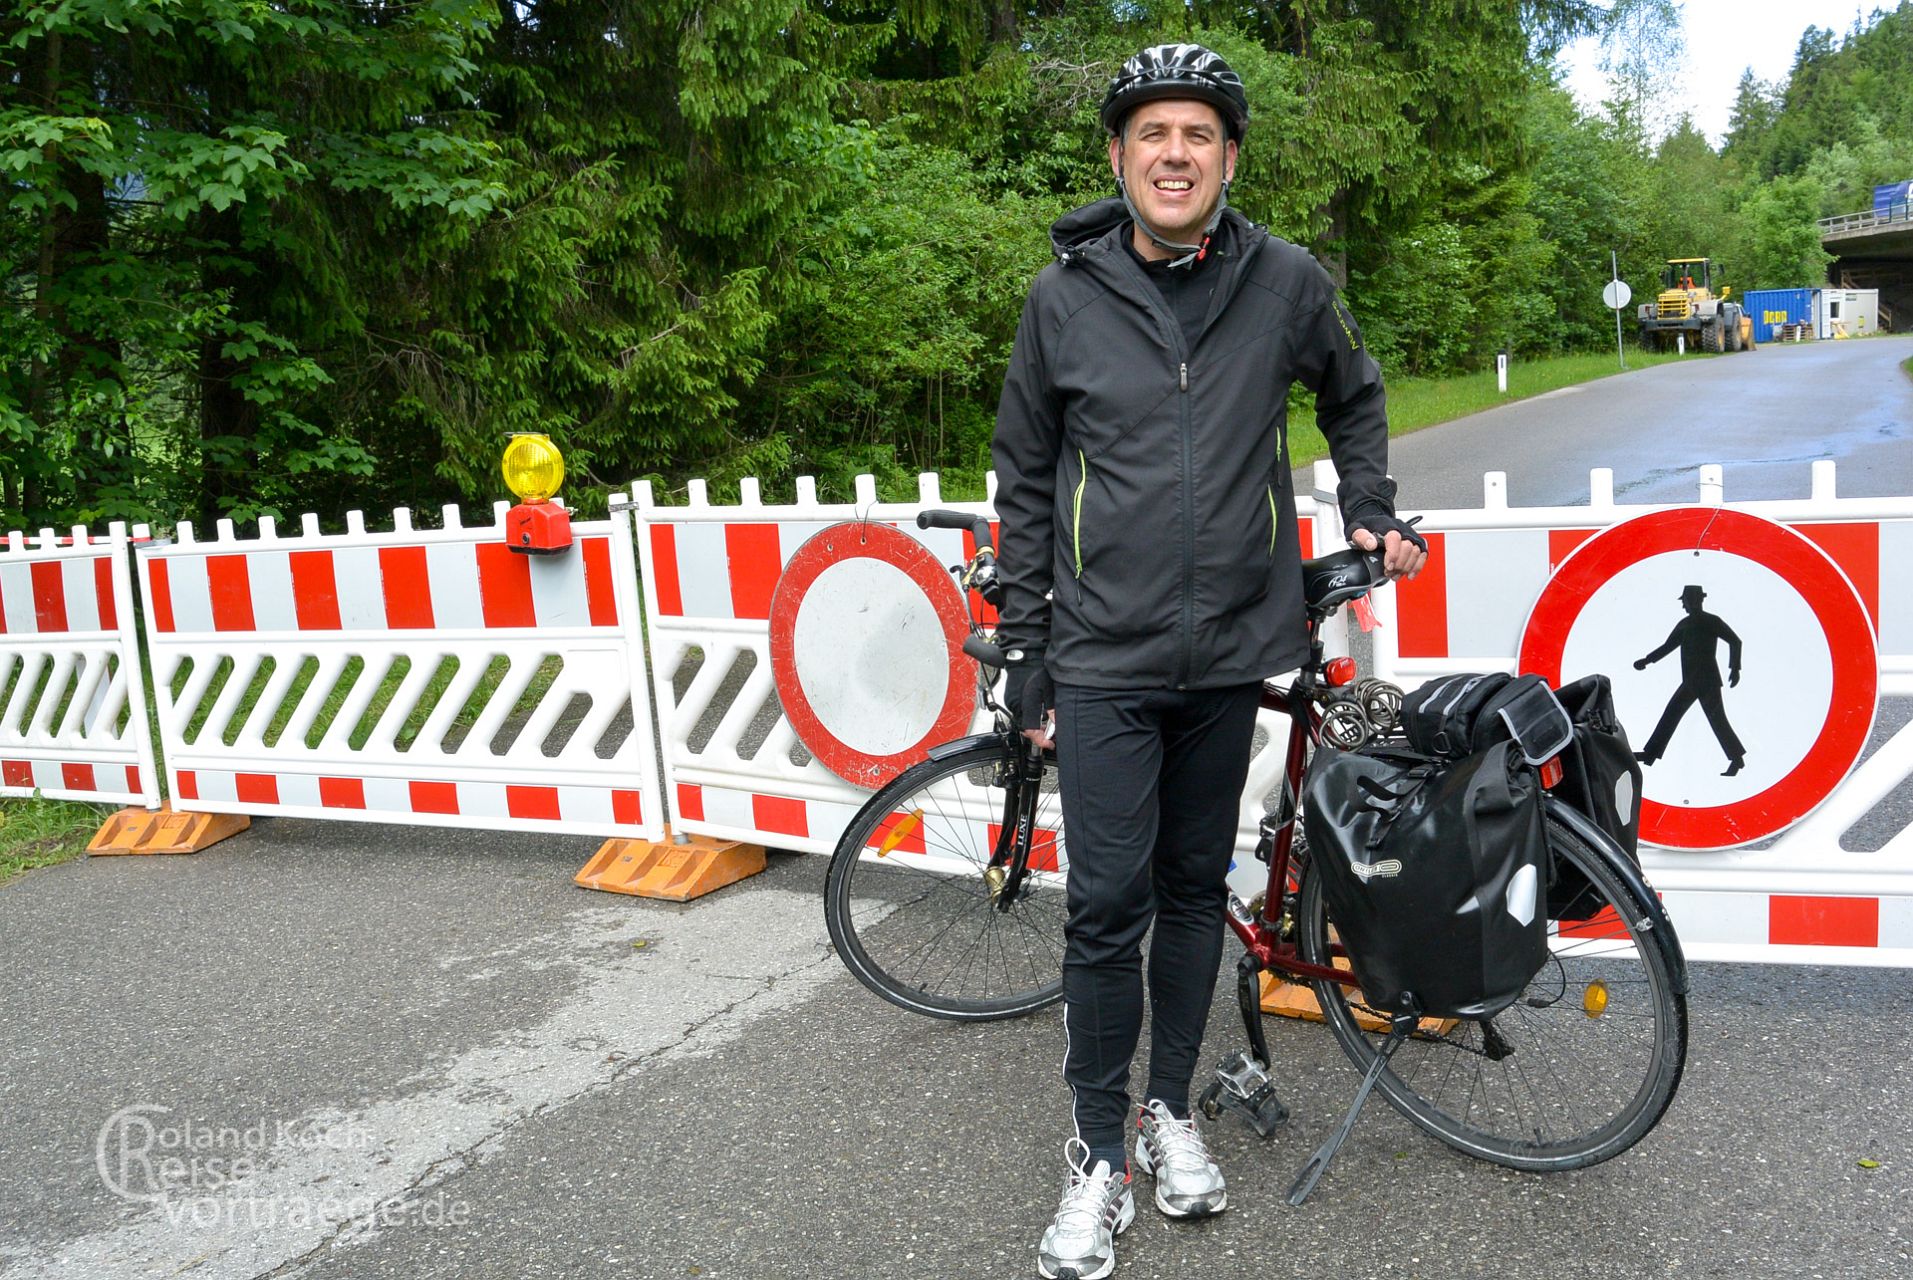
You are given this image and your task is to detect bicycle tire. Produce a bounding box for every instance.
[825,741,1067,1020]
[1297,813,1688,1171]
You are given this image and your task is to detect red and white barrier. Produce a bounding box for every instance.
[0,524,160,806]
[631,473,975,855]
[1377,462,1912,691]
[136,505,663,839]
[630,467,1326,908]
[13,456,1908,968]
[1368,460,1913,967]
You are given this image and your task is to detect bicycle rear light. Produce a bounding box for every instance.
[1324,657,1358,687]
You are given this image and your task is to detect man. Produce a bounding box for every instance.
[989,43,1426,1280]
[1634,584,1746,776]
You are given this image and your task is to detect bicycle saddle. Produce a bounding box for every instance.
[1301,548,1383,612]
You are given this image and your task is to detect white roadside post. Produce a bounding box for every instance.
[1496,349,1509,394]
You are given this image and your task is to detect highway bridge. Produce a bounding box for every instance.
[1821,201,1913,329]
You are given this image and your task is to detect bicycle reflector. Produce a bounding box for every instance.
[501,433,572,555]
[1583,979,1609,1018]
[1324,657,1358,687]
[1539,755,1564,789]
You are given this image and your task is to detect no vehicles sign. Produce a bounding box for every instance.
[768,521,977,789]
[1517,508,1878,850]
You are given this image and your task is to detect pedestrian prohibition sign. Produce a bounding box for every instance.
[768,521,977,790]
[1516,507,1878,850]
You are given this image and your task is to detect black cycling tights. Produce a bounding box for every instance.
[1053,681,1263,1169]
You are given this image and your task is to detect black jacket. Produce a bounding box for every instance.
[990,198,1398,689]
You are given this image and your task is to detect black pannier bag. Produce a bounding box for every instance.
[1546,674,1644,920]
[1401,672,1573,761]
[1301,741,1550,1020]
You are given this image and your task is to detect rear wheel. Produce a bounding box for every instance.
[1297,816,1687,1170]
[824,741,1066,1020]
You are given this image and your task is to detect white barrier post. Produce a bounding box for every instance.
[0,521,162,810]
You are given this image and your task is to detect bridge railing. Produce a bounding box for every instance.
[1819,202,1911,235]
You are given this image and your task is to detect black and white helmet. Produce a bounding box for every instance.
[1099,43,1249,142]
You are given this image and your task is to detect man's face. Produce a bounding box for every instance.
[1109,99,1237,251]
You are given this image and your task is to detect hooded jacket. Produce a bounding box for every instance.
[990,197,1398,689]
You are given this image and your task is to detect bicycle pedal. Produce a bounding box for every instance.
[1213,1051,1272,1100]
[1209,1053,1289,1138]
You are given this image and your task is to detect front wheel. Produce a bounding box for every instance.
[824,741,1067,1020]
[1297,815,1688,1171]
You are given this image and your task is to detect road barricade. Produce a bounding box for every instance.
[0,524,160,807]
[135,505,663,839]
[628,469,1326,903]
[1371,460,1913,966]
[13,457,1909,970]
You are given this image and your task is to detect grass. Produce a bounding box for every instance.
[1289,347,1701,467]
[163,647,569,758]
[0,795,111,886]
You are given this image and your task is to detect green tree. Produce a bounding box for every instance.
[0,0,505,529]
[1735,174,1833,289]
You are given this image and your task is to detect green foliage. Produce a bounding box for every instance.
[3,0,1902,528]
[0,0,503,530]
[1736,175,1835,290]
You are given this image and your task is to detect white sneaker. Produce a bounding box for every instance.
[1134,1100,1228,1218]
[1036,1138,1135,1280]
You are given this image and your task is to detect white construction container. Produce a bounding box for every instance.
[1815,287,1881,338]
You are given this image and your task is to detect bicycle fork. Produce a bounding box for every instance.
[985,740,1047,910]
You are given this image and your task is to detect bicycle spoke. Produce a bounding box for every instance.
[827,742,1066,1019]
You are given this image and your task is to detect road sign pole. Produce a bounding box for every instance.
[1613,251,1626,371]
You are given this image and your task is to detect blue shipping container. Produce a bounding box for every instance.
[1874,181,1912,215]
[1741,288,1814,343]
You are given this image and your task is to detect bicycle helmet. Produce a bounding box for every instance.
[1099,43,1249,142]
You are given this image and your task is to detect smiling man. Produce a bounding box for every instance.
[989,43,1425,1280]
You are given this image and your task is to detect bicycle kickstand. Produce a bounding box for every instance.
[1285,1004,1418,1207]
[1198,952,1290,1138]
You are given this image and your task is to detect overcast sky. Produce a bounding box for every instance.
[1556,0,1881,144]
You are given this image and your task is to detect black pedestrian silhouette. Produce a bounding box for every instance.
[1634,584,1746,776]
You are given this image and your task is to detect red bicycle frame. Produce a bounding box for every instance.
[1223,654,1359,989]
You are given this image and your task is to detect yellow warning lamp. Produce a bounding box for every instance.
[501,433,572,555]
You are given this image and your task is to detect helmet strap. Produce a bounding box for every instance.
[1116,155,1229,270]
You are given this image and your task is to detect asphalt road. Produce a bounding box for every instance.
[1376,334,1913,510]
[4,337,1911,1280]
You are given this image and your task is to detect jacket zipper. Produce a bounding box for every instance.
[1072,448,1087,581]
[1177,358,1194,688]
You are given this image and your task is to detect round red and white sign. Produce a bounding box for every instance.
[1517,507,1877,850]
[769,521,977,789]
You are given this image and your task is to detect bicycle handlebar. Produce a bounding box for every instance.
[961,634,1003,668]
[916,508,994,555]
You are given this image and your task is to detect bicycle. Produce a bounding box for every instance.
[824,508,1689,1201]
